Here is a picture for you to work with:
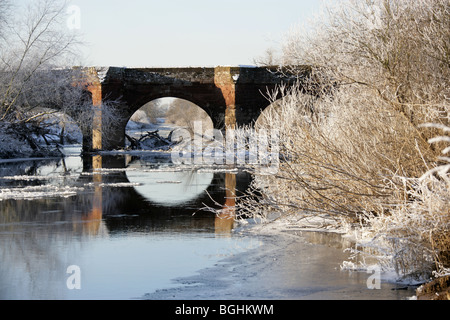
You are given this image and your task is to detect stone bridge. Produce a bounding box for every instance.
[84,66,304,151]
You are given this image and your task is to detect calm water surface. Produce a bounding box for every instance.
[0,149,257,300]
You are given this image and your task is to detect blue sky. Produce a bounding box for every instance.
[73,0,322,67]
[23,0,323,67]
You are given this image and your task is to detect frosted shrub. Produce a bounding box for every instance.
[241,0,449,280]
[240,83,433,220]
[357,125,450,280]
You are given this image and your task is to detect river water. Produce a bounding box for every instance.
[0,147,416,300]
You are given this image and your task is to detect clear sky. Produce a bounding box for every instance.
[73,0,323,67]
[21,0,323,67]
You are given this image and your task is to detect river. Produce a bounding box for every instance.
[0,147,416,300]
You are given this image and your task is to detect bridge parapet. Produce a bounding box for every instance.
[92,66,297,85]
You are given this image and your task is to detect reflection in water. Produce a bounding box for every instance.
[0,155,413,300]
[215,173,237,235]
[128,170,214,207]
[83,155,103,235]
[0,154,252,299]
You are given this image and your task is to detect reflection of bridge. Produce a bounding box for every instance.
[81,155,250,236]
[84,66,305,151]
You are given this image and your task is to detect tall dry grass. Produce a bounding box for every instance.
[353,126,450,280]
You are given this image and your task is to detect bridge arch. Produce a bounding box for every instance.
[108,96,218,150]
[100,90,227,150]
[125,97,214,146]
[90,66,304,151]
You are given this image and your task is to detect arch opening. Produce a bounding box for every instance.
[125,97,214,151]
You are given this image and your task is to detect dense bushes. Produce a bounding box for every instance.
[245,0,449,280]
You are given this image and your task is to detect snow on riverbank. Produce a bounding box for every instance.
[232,212,422,291]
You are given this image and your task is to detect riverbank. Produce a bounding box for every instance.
[144,215,418,300]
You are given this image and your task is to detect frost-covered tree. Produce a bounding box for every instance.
[0,0,10,36]
[0,0,124,157]
[281,0,449,135]
[0,0,83,157]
